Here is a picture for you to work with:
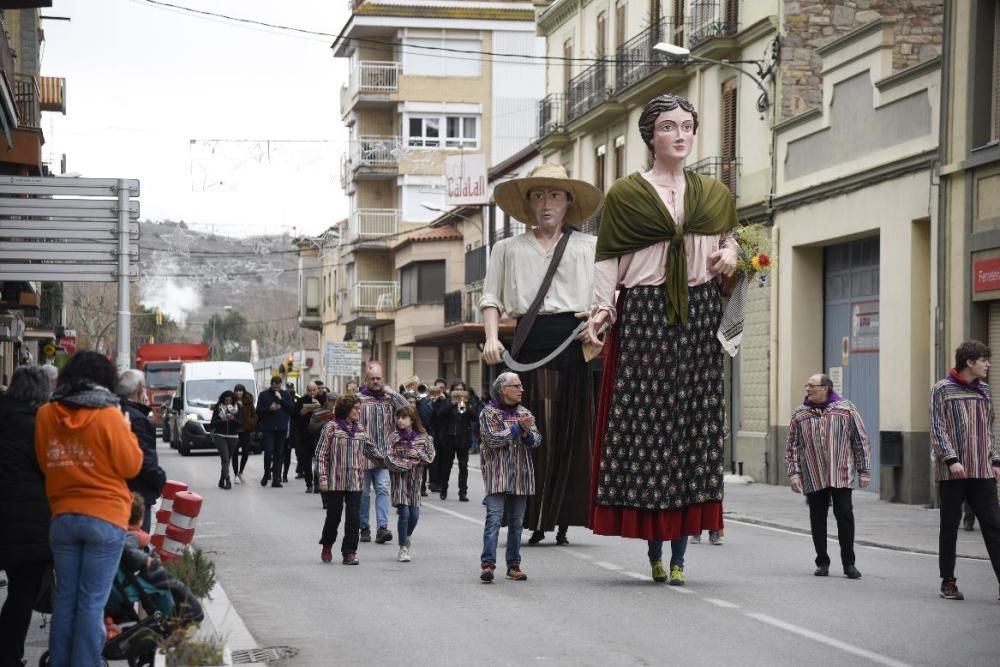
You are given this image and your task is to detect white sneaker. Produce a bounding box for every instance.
[238,473,245,483]
[709,531,723,545]
[233,475,241,485]
[398,546,411,562]
[690,535,702,544]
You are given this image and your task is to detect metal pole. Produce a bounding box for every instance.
[115,178,131,371]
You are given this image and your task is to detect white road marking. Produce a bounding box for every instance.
[665,585,693,594]
[623,571,651,581]
[564,551,594,560]
[703,597,740,609]
[421,501,483,526]
[726,519,944,560]
[594,561,623,571]
[745,613,911,667]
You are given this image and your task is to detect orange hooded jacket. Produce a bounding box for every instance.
[35,402,143,530]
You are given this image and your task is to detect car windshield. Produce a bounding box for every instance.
[145,364,181,389]
[186,379,254,407]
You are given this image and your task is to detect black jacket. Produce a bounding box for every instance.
[210,403,242,436]
[433,397,478,449]
[0,394,51,569]
[123,399,167,505]
[255,389,294,433]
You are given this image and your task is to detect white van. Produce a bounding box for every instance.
[168,361,257,456]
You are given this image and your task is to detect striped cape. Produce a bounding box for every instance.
[785,399,871,494]
[929,376,1000,481]
[358,392,409,470]
[479,403,543,496]
[315,421,369,492]
[380,431,435,507]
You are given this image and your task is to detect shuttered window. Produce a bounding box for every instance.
[726,0,739,27]
[673,0,685,46]
[615,0,626,52]
[596,144,607,192]
[564,38,573,95]
[614,135,626,180]
[650,0,662,41]
[597,12,607,58]
[721,78,738,194]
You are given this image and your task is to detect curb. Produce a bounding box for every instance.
[724,513,990,561]
[199,580,265,666]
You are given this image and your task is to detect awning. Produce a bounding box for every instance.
[413,320,515,347]
[38,76,65,114]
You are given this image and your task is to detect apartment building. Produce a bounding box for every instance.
[300,0,544,389]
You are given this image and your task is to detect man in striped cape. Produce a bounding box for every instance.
[785,373,871,580]
[930,339,1000,602]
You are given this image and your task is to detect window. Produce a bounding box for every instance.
[673,0,685,46]
[722,79,738,194]
[597,12,607,58]
[400,261,446,306]
[614,135,626,180]
[615,0,626,52]
[407,114,479,149]
[973,0,999,147]
[563,38,573,94]
[650,0,662,40]
[595,144,607,192]
[402,37,482,77]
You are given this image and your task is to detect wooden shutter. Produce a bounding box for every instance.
[597,11,607,58]
[615,0,626,52]
[564,38,573,95]
[726,0,739,28]
[596,144,607,192]
[673,0,685,46]
[722,78,738,195]
[650,0,662,40]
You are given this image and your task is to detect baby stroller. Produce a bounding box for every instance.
[36,564,186,667]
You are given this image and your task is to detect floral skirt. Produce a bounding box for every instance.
[589,282,725,541]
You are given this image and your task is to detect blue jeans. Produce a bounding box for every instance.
[396,504,420,546]
[647,537,688,567]
[359,468,390,530]
[481,493,527,566]
[48,513,126,667]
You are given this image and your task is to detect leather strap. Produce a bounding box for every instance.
[510,227,573,358]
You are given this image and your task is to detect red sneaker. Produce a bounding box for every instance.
[321,545,333,563]
[343,553,359,565]
[480,562,495,583]
[505,563,528,581]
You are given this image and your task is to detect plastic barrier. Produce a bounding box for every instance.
[159,490,203,561]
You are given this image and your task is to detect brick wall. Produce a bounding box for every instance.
[782,0,943,119]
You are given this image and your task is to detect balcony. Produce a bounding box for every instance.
[536,93,571,151]
[443,287,484,327]
[341,61,400,116]
[689,156,741,200]
[346,208,399,244]
[14,74,39,129]
[341,135,400,189]
[464,245,487,285]
[614,17,678,95]
[352,280,399,315]
[566,60,612,123]
[687,0,739,50]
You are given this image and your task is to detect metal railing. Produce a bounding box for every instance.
[14,74,39,129]
[443,288,484,327]
[687,0,738,49]
[537,93,566,139]
[348,208,399,240]
[689,156,741,199]
[353,135,400,168]
[567,60,611,122]
[614,17,677,94]
[464,245,487,285]
[444,290,463,327]
[352,281,399,311]
[350,61,400,94]
[339,153,351,191]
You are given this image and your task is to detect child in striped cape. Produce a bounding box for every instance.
[380,406,435,562]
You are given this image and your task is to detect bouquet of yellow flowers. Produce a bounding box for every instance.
[732,223,773,287]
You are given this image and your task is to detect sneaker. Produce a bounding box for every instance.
[320,545,333,563]
[709,531,723,546]
[814,565,830,576]
[668,564,685,586]
[360,527,372,543]
[480,562,495,583]
[375,527,393,544]
[506,563,528,581]
[939,577,964,600]
[650,559,667,583]
[459,494,469,502]
[398,546,411,562]
[690,534,702,544]
[342,553,359,565]
[238,473,245,483]
[844,565,862,579]
[271,481,283,488]
[260,475,269,487]
[555,531,569,546]
[233,475,241,485]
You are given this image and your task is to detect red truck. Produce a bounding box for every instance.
[135,343,210,432]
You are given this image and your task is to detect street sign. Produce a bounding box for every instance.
[0,198,139,219]
[0,175,139,197]
[0,262,139,282]
[0,219,140,240]
[0,241,138,261]
[446,153,488,205]
[59,335,77,354]
[324,341,362,376]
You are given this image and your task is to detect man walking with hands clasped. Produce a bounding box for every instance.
[930,340,1000,601]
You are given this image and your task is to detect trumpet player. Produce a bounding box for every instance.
[432,380,478,501]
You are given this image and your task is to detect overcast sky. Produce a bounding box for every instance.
[41,0,350,238]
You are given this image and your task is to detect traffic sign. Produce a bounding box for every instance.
[324,341,362,376]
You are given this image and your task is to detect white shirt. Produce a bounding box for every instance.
[478,230,597,318]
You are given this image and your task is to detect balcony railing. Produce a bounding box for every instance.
[689,156,741,199]
[537,93,566,139]
[614,17,677,94]
[350,61,400,94]
[352,281,399,311]
[443,288,484,327]
[444,290,462,327]
[688,0,739,49]
[567,60,611,122]
[464,245,487,285]
[348,208,399,241]
[14,74,39,129]
[353,135,400,168]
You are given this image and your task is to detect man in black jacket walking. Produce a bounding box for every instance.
[257,376,295,488]
[117,369,167,532]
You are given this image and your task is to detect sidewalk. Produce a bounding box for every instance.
[723,477,990,560]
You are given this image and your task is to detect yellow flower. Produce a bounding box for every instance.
[751,256,762,272]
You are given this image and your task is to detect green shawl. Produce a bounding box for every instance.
[596,170,737,324]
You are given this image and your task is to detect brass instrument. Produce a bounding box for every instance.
[428,385,443,399]
[451,389,469,414]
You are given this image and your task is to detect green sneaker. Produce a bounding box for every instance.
[669,564,685,586]
[650,559,667,582]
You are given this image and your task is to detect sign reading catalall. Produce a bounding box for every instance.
[445,153,487,206]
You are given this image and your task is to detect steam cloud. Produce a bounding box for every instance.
[141,255,202,328]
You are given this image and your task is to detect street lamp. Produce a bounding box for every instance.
[420,201,482,232]
[652,41,777,113]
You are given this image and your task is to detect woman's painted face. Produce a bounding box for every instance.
[396,414,413,430]
[651,108,695,162]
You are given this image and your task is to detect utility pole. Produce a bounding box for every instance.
[115,178,131,371]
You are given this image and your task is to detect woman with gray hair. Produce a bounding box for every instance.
[0,366,53,666]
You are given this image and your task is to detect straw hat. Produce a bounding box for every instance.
[493,163,603,227]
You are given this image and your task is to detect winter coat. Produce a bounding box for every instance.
[210,403,242,437]
[433,397,477,449]
[0,394,51,569]
[123,399,167,506]
[255,389,295,432]
[237,395,258,433]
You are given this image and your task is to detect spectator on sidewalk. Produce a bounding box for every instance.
[478,372,542,583]
[35,351,143,667]
[785,373,871,579]
[433,380,477,501]
[0,366,53,667]
[316,395,369,565]
[929,340,1000,601]
[256,376,294,488]
[233,384,257,484]
[294,382,323,492]
[209,390,241,490]
[357,362,408,545]
[116,369,167,530]
[377,405,434,562]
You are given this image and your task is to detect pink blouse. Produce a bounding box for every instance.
[591,173,736,322]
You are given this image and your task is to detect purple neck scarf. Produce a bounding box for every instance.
[803,390,842,410]
[359,386,385,400]
[949,368,987,397]
[397,428,416,447]
[336,418,359,439]
[489,397,520,419]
